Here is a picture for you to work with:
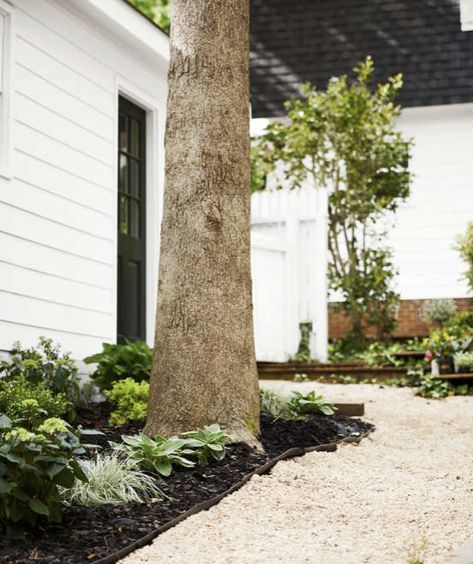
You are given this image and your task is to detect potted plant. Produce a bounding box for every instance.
[454,351,473,374]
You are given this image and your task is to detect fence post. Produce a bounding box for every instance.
[285,192,300,357]
[310,187,329,361]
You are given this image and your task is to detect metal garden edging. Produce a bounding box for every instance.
[96,430,372,564]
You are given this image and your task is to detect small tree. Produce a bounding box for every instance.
[253,58,412,345]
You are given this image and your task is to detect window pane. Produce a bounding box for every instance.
[129,119,140,157]
[119,114,128,151]
[119,154,128,193]
[129,159,140,198]
[130,199,140,238]
[119,195,128,234]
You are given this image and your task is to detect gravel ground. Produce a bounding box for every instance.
[123,383,473,564]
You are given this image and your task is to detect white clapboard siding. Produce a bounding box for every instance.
[389,103,473,300]
[3,179,114,240]
[0,0,168,357]
[0,292,112,338]
[14,92,114,165]
[251,189,328,361]
[0,262,112,313]
[0,232,113,287]
[0,201,114,264]
[14,64,114,139]
[15,36,114,116]
[14,122,113,189]
[14,151,114,213]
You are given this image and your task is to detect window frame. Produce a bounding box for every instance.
[0,0,13,180]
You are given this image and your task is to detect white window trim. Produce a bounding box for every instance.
[0,0,13,180]
[114,76,166,347]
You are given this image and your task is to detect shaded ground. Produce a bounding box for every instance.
[123,383,473,564]
[0,407,371,563]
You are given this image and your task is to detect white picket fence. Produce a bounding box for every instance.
[250,188,328,362]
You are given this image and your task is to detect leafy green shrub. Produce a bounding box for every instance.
[112,433,195,477]
[84,341,152,391]
[104,378,149,426]
[0,376,71,426]
[416,378,454,399]
[62,453,161,506]
[0,415,87,537]
[287,390,336,416]
[456,221,473,294]
[0,338,82,412]
[447,312,473,333]
[182,424,233,466]
[420,299,457,327]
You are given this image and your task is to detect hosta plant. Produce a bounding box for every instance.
[182,424,233,467]
[0,416,88,537]
[287,390,336,416]
[84,340,152,391]
[104,378,149,426]
[63,453,162,506]
[259,389,299,421]
[112,433,195,477]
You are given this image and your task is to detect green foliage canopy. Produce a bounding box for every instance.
[127,0,170,33]
[253,58,413,343]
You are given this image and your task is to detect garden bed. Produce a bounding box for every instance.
[1,408,373,564]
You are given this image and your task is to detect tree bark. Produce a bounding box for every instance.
[144,0,260,443]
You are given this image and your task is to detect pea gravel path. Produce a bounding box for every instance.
[123,383,473,564]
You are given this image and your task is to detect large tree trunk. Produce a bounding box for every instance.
[144,0,260,443]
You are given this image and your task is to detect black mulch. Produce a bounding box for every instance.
[1,406,373,564]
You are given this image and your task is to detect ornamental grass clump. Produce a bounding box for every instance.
[63,453,162,506]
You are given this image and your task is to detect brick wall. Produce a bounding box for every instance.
[329,298,473,340]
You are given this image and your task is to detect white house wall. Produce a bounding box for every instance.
[251,102,473,307]
[0,0,167,359]
[391,103,473,300]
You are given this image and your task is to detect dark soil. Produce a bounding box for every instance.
[1,407,373,564]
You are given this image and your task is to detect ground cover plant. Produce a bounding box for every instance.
[104,378,149,425]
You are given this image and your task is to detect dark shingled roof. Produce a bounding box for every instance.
[249,0,473,117]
